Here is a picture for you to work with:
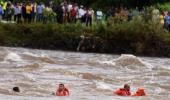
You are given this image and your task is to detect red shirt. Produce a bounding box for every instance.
[71,8,77,17]
[114,88,131,96]
[56,88,69,96]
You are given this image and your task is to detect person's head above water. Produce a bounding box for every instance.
[58,84,65,90]
[114,84,131,96]
[13,87,20,92]
[124,84,130,91]
[56,83,69,96]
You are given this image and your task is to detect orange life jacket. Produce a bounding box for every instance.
[132,88,146,96]
[114,88,131,96]
[56,88,69,96]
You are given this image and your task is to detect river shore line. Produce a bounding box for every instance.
[0,21,170,57]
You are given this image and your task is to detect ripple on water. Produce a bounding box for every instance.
[0,47,169,100]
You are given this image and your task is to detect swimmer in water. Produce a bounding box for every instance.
[13,87,20,92]
[56,84,69,96]
[114,84,131,96]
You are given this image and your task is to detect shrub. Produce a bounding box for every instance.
[0,19,170,57]
[157,2,170,11]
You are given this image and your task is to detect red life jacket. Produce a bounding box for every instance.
[114,88,131,96]
[56,88,69,96]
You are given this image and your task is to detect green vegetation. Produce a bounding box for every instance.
[157,2,170,12]
[72,0,170,9]
[0,0,169,57]
[0,17,170,57]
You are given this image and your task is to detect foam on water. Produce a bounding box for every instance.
[22,52,55,64]
[115,54,146,66]
[100,54,153,70]
[23,52,49,58]
[22,52,39,57]
[0,47,170,100]
[95,81,113,90]
[99,60,116,66]
[4,52,23,62]
[22,73,36,82]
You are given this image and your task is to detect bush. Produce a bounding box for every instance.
[157,2,170,11]
[0,19,170,57]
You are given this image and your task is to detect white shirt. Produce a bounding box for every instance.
[96,11,103,20]
[78,8,85,18]
[97,11,103,16]
[67,4,72,12]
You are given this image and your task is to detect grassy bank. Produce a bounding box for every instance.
[0,19,170,57]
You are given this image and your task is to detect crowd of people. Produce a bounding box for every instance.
[0,0,170,30]
[0,1,103,26]
[106,6,170,31]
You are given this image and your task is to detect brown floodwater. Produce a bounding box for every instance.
[0,47,169,100]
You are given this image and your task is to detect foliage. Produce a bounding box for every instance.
[157,2,170,12]
[0,17,170,57]
[72,0,170,10]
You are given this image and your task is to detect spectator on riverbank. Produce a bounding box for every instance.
[5,2,12,21]
[86,8,93,26]
[163,10,168,17]
[0,5,4,21]
[36,2,44,22]
[164,13,170,31]
[14,3,22,23]
[2,1,7,19]
[159,13,164,25]
[70,4,77,23]
[22,3,27,23]
[62,2,68,23]
[67,2,73,22]
[31,2,37,22]
[43,6,54,24]
[78,5,86,23]
[26,2,32,23]
[57,4,64,24]
[96,9,103,22]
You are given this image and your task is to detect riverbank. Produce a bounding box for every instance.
[0,20,170,57]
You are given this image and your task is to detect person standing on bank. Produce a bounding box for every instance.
[86,8,93,26]
[26,2,32,23]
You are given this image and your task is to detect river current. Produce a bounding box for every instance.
[0,47,169,100]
